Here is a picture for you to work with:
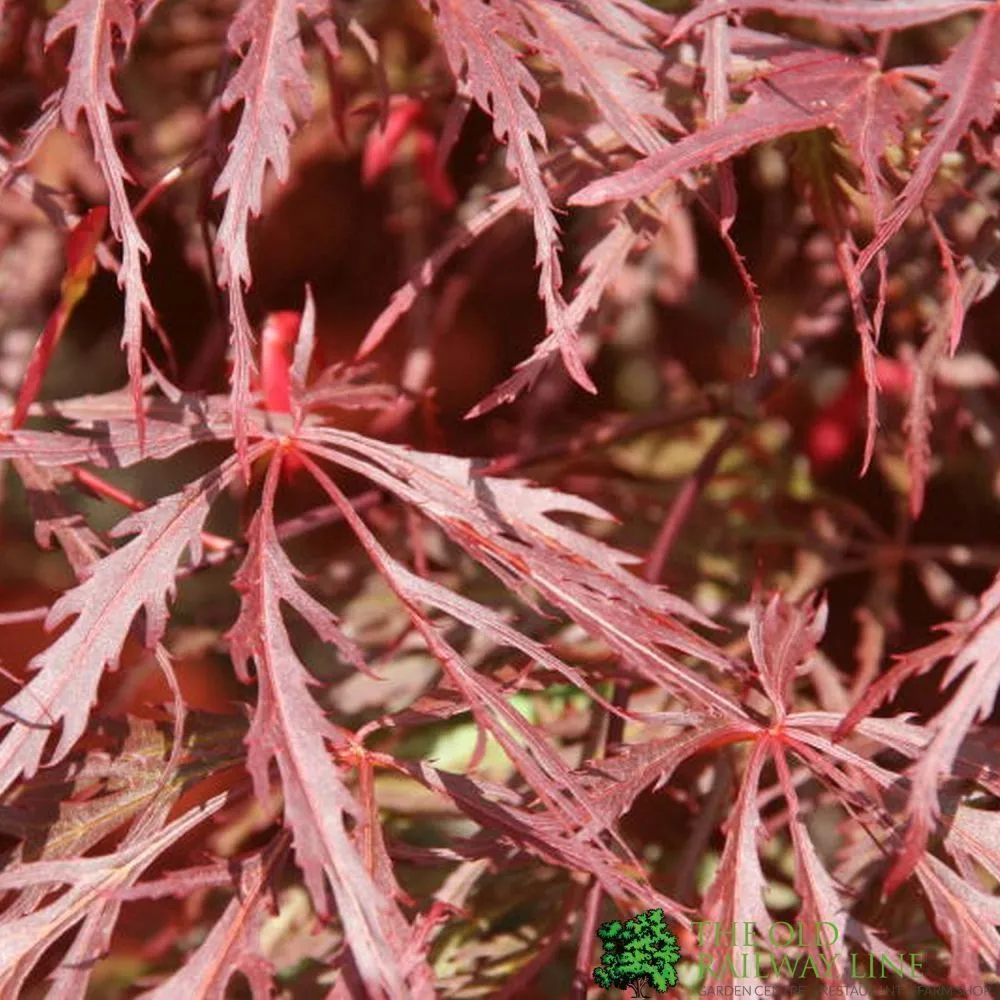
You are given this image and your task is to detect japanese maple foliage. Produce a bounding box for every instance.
[0,1,998,997]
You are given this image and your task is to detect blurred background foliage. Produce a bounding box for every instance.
[0,0,999,995]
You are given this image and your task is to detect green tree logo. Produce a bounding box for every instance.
[592,908,680,997]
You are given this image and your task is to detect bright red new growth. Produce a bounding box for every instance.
[362,97,458,210]
[0,1,998,996]
[10,205,108,429]
[259,309,300,414]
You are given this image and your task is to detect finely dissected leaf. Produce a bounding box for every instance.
[357,186,523,361]
[12,457,106,577]
[688,10,764,374]
[298,455,688,928]
[468,204,660,418]
[301,428,743,715]
[44,737,193,1000]
[701,739,771,987]
[670,0,991,37]
[358,120,633,369]
[824,712,1000,791]
[903,217,960,517]
[212,0,339,466]
[837,570,1000,737]
[118,861,243,901]
[2,0,999,991]
[0,714,242,997]
[45,0,153,440]
[387,754,673,915]
[510,0,673,156]
[856,5,1000,278]
[299,456,645,863]
[227,457,431,1000]
[0,428,140,468]
[445,0,682,413]
[783,711,1000,979]
[0,715,244,872]
[419,0,594,403]
[566,210,656,328]
[0,791,229,985]
[575,718,756,833]
[0,456,244,798]
[701,8,738,231]
[0,394,240,468]
[914,853,1000,985]
[880,572,1000,895]
[571,52,913,209]
[143,835,289,1000]
[571,50,917,458]
[575,0,676,44]
[772,746,917,986]
[748,591,827,718]
[783,713,933,812]
[777,779,850,986]
[944,802,1000,885]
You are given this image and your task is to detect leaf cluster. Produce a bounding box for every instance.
[0,0,997,997]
